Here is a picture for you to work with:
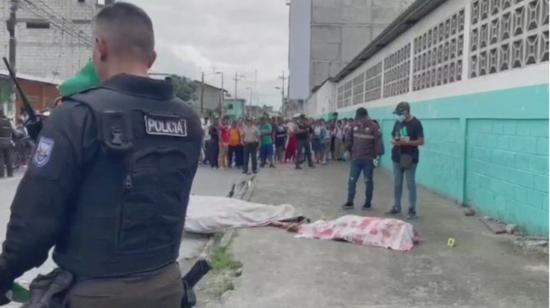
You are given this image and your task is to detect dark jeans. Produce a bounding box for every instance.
[208,140,219,168]
[295,139,313,168]
[236,145,244,166]
[393,162,418,214]
[228,145,244,167]
[259,144,274,166]
[243,142,259,173]
[202,140,210,164]
[0,145,13,178]
[347,159,374,205]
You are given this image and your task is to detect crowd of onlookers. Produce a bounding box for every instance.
[200,114,360,174]
[201,101,424,220]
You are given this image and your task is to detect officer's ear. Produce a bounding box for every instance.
[95,37,109,62]
[148,51,157,69]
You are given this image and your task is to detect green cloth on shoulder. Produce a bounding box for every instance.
[58,60,100,97]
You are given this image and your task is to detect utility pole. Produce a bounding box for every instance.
[216,72,224,118]
[6,0,17,118]
[233,72,245,99]
[200,72,205,116]
[278,71,287,109]
[245,87,253,117]
[253,69,258,108]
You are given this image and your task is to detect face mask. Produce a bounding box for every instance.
[395,114,406,122]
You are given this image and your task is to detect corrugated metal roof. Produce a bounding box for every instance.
[332,0,447,82]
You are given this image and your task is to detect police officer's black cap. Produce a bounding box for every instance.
[355,107,368,119]
[393,102,410,115]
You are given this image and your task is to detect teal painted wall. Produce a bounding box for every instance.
[333,84,549,235]
[465,119,548,235]
[224,99,245,120]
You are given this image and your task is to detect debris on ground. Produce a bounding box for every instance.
[480,216,507,234]
[464,207,476,216]
[511,236,549,256]
[506,224,519,235]
[293,215,421,251]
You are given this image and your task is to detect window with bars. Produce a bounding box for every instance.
[469,0,549,78]
[352,73,365,105]
[383,43,411,98]
[413,8,465,91]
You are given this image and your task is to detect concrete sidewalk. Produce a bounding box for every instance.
[217,162,548,308]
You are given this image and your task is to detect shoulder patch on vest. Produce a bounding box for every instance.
[33,137,55,167]
[144,114,187,137]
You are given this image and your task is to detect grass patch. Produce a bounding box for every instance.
[210,246,242,272]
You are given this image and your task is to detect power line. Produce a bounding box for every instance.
[19,2,93,47]
[20,0,93,46]
[52,24,64,80]
[27,0,94,44]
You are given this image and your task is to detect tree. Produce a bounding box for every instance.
[168,75,198,102]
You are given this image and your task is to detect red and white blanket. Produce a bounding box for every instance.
[295,215,420,251]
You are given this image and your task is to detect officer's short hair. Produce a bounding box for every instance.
[94,2,155,63]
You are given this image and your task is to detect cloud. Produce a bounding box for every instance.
[127,0,289,109]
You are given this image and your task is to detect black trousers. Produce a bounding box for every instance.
[243,142,258,173]
[208,140,219,168]
[236,145,244,167]
[228,145,244,167]
[295,139,313,168]
[202,140,210,164]
[0,145,13,177]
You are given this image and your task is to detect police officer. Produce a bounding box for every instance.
[0,110,14,178]
[0,3,202,308]
[341,107,382,210]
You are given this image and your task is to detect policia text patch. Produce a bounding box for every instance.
[144,114,187,137]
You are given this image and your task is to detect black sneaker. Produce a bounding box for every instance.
[385,208,401,215]
[295,166,302,170]
[362,204,372,210]
[252,170,258,174]
[342,202,354,210]
[407,212,417,220]
[269,164,275,168]
[309,164,315,169]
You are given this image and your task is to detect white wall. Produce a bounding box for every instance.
[325,0,549,113]
[288,0,311,101]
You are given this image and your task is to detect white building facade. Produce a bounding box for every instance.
[306,0,549,235]
[287,0,414,112]
[0,0,108,81]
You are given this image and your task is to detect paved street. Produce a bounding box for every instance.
[218,162,549,308]
[0,166,243,307]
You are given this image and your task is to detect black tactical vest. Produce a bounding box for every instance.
[53,85,202,278]
[0,117,12,140]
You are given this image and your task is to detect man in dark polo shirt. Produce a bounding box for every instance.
[386,102,424,219]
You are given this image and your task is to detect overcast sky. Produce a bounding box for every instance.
[127,0,289,109]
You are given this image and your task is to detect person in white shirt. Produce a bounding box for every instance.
[333,120,345,160]
[201,118,211,164]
